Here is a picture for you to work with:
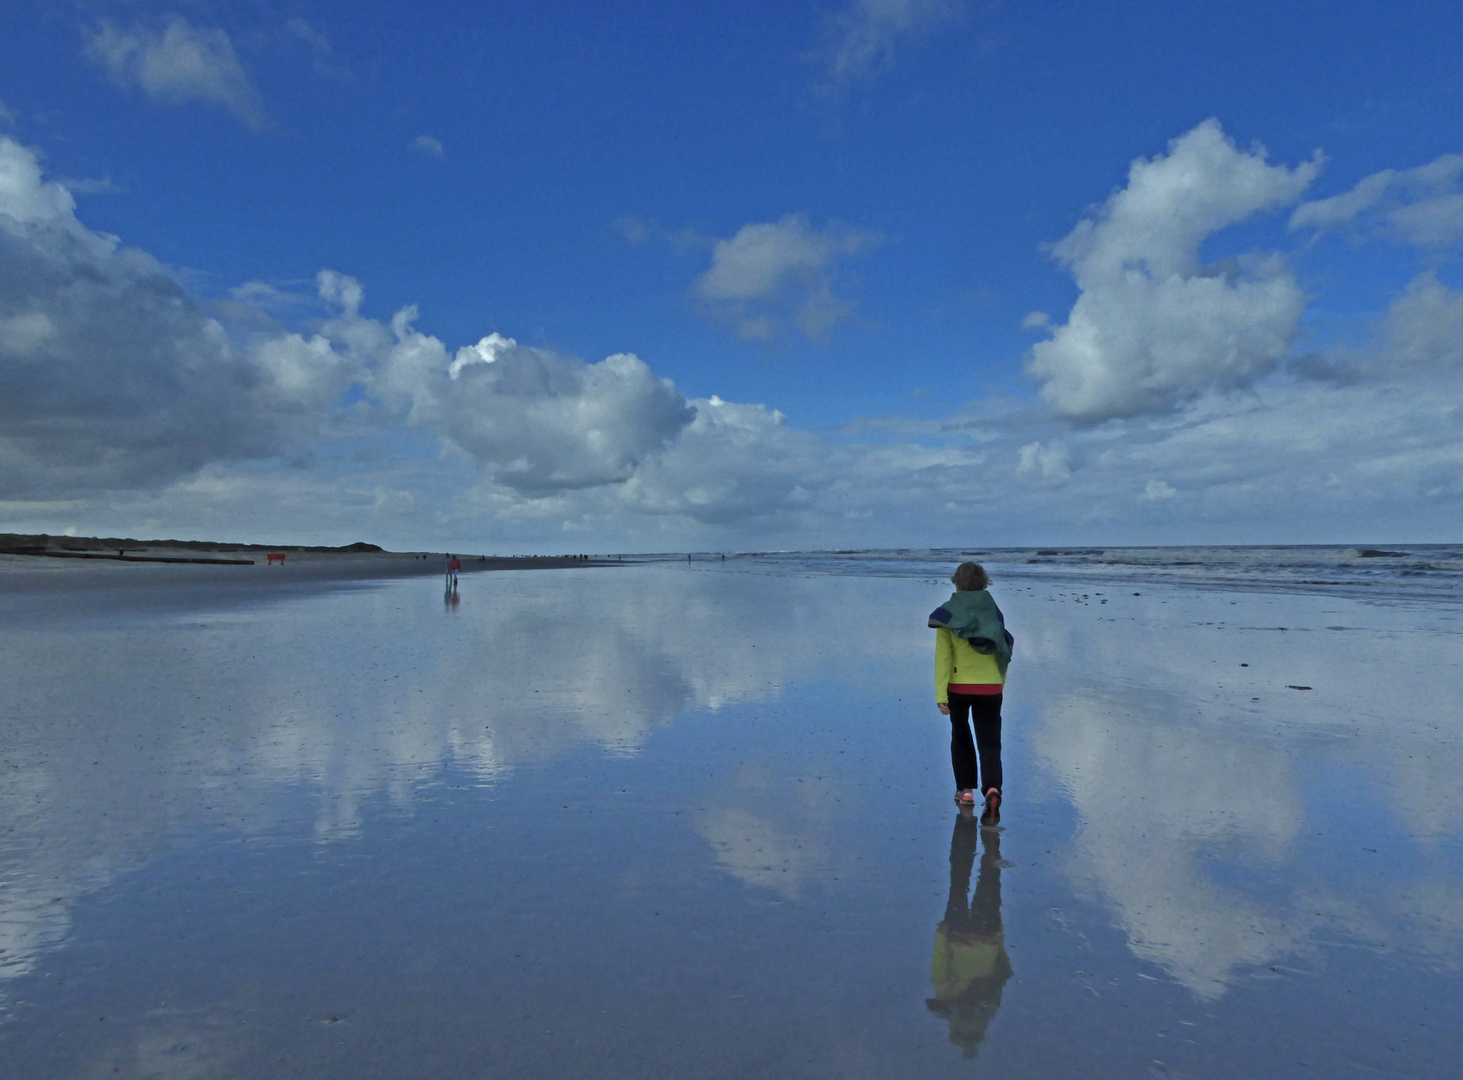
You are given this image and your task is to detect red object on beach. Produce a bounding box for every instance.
[267,553,286,565]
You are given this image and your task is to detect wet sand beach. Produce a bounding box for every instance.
[1,553,1460,1077]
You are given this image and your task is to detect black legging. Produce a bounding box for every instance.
[947,692,1002,795]
[945,812,1004,938]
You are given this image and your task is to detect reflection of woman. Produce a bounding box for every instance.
[927,810,1012,1057]
[929,562,1012,818]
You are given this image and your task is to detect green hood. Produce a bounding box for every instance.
[928,590,1013,675]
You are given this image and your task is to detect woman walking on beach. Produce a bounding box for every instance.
[929,563,1013,822]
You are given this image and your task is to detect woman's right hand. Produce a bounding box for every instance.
[937,703,950,715]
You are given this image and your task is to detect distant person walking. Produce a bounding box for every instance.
[929,563,1013,821]
[447,553,461,586]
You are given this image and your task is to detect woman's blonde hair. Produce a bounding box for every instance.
[951,561,990,591]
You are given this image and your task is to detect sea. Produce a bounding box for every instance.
[704,543,1463,601]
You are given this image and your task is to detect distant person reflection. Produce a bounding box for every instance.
[927,809,1011,1057]
[444,580,460,611]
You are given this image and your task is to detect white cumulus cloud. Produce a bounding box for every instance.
[620,396,818,524]
[694,213,878,342]
[1027,120,1321,423]
[435,335,695,492]
[0,138,355,498]
[1291,154,1463,247]
[342,314,696,494]
[1016,440,1072,485]
[84,17,263,128]
[1373,272,1463,372]
[0,140,82,226]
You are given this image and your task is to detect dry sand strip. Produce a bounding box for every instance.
[20,550,256,565]
[0,549,626,580]
[0,534,387,559]
[0,550,633,622]
[1,534,630,580]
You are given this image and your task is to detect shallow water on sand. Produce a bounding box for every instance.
[1,563,1460,1078]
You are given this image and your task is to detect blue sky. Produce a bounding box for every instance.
[2,0,1461,550]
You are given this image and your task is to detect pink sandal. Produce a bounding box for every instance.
[955,789,976,805]
[982,788,1001,822]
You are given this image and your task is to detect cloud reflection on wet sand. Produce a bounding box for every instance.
[1,563,1461,1076]
[0,566,911,1008]
[1024,587,1463,998]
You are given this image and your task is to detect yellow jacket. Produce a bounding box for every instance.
[935,628,1005,705]
[931,927,1008,1000]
